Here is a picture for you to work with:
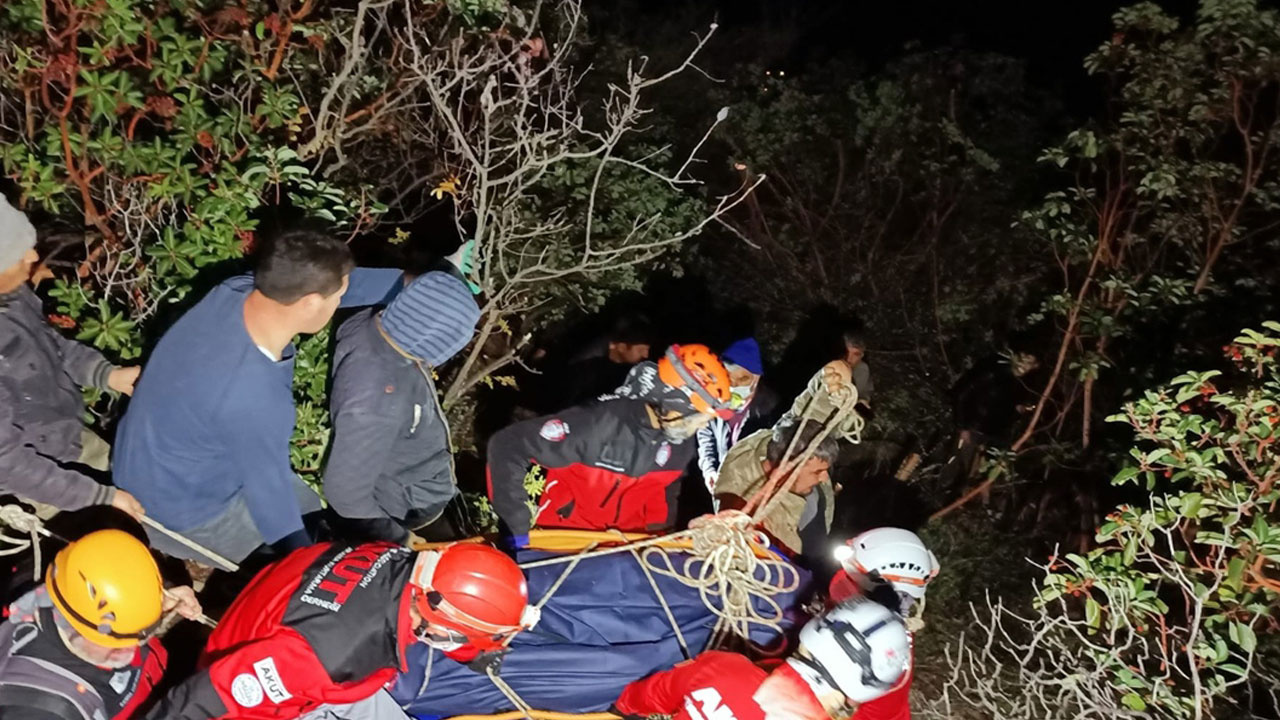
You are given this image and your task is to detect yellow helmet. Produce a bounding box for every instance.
[46,529,165,648]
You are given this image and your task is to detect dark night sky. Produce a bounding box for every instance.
[593,0,1200,112]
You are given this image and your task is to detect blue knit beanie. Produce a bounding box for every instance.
[722,337,763,375]
[380,271,481,366]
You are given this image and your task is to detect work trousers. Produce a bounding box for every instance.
[302,690,411,720]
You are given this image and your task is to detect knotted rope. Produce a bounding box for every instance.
[519,512,800,647]
[0,504,51,580]
[0,504,218,628]
[635,511,800,643]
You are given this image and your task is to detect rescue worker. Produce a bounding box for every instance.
[145,541,539,719]
[697,337,766,494]
[486,344,734,546]
[324,242,482,545]
[715,420,840,558]
[0,196,144,519]
[0,529,202,720]
[830,528,941,720]
[614,597,910,720]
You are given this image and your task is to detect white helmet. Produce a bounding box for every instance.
[834,528,939,604]
[786,597,911,704]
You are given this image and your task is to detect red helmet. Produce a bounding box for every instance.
[657,344,734,419]
[409,543,536,653]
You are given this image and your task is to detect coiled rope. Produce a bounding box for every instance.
[635,511,800,645]
[519,512,801,650]
[0,504,50,581]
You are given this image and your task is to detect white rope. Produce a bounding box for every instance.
[628,547,691,659]
[637,512,800,642]
[487,666,535,720]
[0,505,53,582]
[0,504,218,628]
[519,512,799,647]
[138,515,240,573]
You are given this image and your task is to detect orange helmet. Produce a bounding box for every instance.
[409,543,538,653]
[657,344,734,419]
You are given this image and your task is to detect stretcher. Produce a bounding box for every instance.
[395,529,810,719]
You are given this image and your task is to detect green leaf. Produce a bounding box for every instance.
[1181,492,1203,517]
[1236,622,1257,653]
[1225,556,1246,593]
[1121,693,1147,712]
[1085,597,1101,630]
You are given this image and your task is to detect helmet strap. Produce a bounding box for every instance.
[410,549,442,589]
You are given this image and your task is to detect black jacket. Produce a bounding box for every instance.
[144,543,415,719]
[0,286,115,510]
[486,399,695,537]
[324,309,455,543]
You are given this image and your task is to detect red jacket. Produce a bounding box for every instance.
[616,652,769,720]
[145,543,417,719]
[486,400,693,536]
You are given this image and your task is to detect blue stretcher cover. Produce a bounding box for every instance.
[390,546,810,718]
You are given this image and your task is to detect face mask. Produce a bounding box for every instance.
[414,620,467,652]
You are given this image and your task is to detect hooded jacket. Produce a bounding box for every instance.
[325,311,455,542]
[0,286,116,510]
[324,268,478,543]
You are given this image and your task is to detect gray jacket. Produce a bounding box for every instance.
[0,286,115,510]
[324,308,456,540]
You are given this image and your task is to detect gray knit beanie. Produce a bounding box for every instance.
[0,196,37,271]
[380,271,481,366]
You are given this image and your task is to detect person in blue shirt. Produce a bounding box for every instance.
[114,229,403,566]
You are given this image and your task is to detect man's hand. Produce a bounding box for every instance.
[161,585,203,620]
[821,360,855,399]
[110,489,146,519]
[107,366,141,395]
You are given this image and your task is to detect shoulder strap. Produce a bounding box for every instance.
[0,684,91,720]
[0,617,104,720]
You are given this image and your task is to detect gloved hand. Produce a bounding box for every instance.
[445,239,481,295]
[465,648,510,675]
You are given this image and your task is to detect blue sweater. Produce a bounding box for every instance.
[115,270,402,544]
